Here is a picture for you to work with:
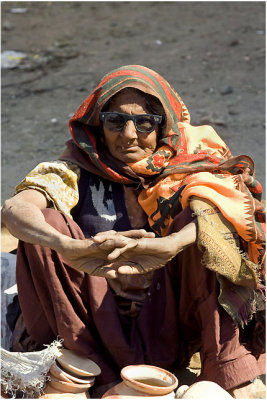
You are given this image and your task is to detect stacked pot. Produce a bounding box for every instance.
[42,349,101,399]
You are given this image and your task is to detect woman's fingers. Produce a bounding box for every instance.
[98,266,118,279]
[96,237,131,249]
[92,235,114,244]
[89,262,146,278]
[104,269,118,279]
[120,229,155,238]
[93,229,155,242]
[92,235,123,244]
[94,230,116,237]
[106,240,138,260]
[93,235,138,255]
[102,262,144,276]
[89,263,118,279]
[117,263,145,275]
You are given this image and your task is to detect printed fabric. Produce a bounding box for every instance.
[15,161,80,218]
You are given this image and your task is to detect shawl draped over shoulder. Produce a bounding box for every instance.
[59,65,265,328]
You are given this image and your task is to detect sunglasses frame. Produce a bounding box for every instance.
[100,112,162,133]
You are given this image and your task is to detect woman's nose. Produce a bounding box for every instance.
[121,120,137,140]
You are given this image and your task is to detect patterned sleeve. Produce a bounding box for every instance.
[15,161,80,218]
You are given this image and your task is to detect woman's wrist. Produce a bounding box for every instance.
[168,220,197,254]
[53,234,97,257]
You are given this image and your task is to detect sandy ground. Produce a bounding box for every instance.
[1,1,265,203]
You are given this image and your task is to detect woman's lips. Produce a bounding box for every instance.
[118,145,138,152]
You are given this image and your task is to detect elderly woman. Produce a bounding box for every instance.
[2,65,265,398]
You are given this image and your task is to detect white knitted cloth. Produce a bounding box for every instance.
[1,339,63,398]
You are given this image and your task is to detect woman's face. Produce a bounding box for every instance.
[102,90,159,163]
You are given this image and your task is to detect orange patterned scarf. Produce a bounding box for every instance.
[61,64,265,280]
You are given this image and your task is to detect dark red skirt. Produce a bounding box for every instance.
[15,208,265,393]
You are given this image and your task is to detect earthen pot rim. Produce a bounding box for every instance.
[120,364,178,395]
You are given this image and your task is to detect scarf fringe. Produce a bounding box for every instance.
[192,209,262,284]
[1,338,63,398]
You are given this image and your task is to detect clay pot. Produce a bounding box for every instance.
[102,381,176,398]
[41,382,90,398]
[52,361,96,384]
[120,365,178,396]
[41,349,100,399]
[175,381,233,399]
[56,349,101,377]
[49,362,73,383]
[49,375,94,394]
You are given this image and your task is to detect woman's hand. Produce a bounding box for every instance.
[58,229,156,278]
[92,221,197,275]
[93,235,179,274]
[94,229,155,240]
[58,236,114,277]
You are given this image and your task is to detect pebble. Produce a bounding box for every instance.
[220,86,233,95]
[203,87,214,94]
[50,118,58,124]
[3,21,13,31]
[10,8,28,13]
[1,50,27,69]
[155,40,162,45]
[228,109,239,116]
[229,39,239,46]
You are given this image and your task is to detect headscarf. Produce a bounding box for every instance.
[60,65,265,328]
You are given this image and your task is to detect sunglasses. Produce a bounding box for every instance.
[100,112,162,134]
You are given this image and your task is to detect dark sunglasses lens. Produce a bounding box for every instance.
[135,116,155,132]
[105,114,125,130]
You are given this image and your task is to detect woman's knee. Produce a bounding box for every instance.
[42,207,61,220]
[41,208,84,239]
[41,208,67,230]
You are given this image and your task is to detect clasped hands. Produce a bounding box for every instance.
[61,228,186,279]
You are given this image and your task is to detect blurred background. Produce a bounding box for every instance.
[1,1,265,202]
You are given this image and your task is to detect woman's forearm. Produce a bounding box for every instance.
[1,197,73,252]
[1,197,118,277]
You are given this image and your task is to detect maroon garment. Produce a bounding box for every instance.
[16,208,265,393]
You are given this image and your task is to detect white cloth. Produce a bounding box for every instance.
[1,339,63,398]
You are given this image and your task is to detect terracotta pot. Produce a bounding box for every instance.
[176,381,233,399]
[120,365,178,396]
[50,362,73,383]
[41,382,90,398]
[48,375,94,393]
[56,349,101,377]
[102,381,175,398]
[53,361,96,384]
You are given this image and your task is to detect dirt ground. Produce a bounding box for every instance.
[1,1,266,203]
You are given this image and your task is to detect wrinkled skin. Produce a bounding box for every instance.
[102,89,159,163]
